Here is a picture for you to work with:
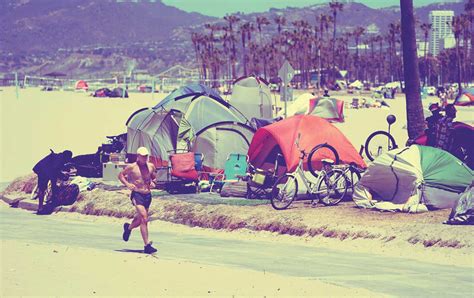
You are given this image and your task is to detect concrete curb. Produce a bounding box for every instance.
[1,194,71,213]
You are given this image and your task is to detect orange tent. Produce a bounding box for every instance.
[248,115,366,172]
[75,80,88,90]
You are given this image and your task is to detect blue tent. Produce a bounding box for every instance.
[154,84,222,110]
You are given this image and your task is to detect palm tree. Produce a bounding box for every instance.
[388,22,401,82]
[256,16,270,43]
[274,15,286,35]
[448,15,464,96]
[420,23,432,86]
[352,26,365,80]
[329,1,344,68]
[224,14,240,79]
[274,16,287,68]
[400,0,424,139]
[240,22,255,76]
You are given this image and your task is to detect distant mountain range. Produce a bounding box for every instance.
[0,0,466,77]
[0,0,214,53]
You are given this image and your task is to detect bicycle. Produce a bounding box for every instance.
[364,114,398,161]
[31,162,77,203]
[270,135,347,210]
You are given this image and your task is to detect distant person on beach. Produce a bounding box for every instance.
[323,89,330,97]
[435,104,456,151]
[32,150,73,214]
[118,147,158,254]
[425,103,442,146]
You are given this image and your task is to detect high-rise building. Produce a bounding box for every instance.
[429,10,454,56]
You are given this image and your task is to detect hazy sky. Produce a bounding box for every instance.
[162,0,460,17]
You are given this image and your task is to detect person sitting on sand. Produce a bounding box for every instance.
[32,150,73,214]
[118,147,158,254]
[425,103,442,147]
[435,104,456,152]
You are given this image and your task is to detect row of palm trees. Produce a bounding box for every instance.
[190,1,472,90]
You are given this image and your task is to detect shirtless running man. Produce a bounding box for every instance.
[118,147,157,254]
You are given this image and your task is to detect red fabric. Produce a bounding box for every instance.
[170,152,198,181]
[414,134,428,145]
[170,152,195,172]
[248,115,366,172]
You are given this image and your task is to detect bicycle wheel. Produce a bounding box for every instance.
[30,181,52,201]
[346,166,362,195]
[364,131,398,161]
[317,169,347,206]
[308,143,340,178]
[271,174,298,210]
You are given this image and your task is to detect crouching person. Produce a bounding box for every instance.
[32,150,73,214]
[118,147,158,254]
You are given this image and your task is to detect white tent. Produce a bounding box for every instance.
[278,93,315,117]
[349,80,363,89]
[230,76,273,120]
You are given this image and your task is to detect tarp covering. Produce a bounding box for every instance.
[446,184,474,225]
[353,145,473,211]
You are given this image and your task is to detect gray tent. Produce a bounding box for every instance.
[193,122,255,170]
[127,94,253,170]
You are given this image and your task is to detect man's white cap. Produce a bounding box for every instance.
[137,147,149,156]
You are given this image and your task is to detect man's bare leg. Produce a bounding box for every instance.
[37,190,45,212]
[135,204,149,245]
[128,214,141,230]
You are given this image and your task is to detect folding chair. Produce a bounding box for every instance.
[164,151,200,194]
[209,154,247,193]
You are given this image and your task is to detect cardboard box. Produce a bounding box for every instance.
[102,162,128,181]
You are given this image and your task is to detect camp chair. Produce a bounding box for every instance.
[164,151,202,193]
[209,154,247,193]
[351,98,359,109]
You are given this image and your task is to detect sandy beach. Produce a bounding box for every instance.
[2,86,472,183]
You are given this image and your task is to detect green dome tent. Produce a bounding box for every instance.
[353,145,473,211]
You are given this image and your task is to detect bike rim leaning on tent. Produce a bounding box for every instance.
[364,131,398,161]
[271,174,298,210]
[307,143,340,178]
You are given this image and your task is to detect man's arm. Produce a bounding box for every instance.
[118,165,136,191]
[149,163,157,189]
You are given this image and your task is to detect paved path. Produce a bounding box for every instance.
[1,206,472,297]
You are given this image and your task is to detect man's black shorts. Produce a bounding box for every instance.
[130,191,152,209]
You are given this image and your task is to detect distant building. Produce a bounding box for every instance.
[428,10,454,56]
[439,36,456,52]
[366,24,380,35]
[417,40,428,58]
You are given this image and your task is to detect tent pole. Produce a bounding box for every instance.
[152,78,155,101]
